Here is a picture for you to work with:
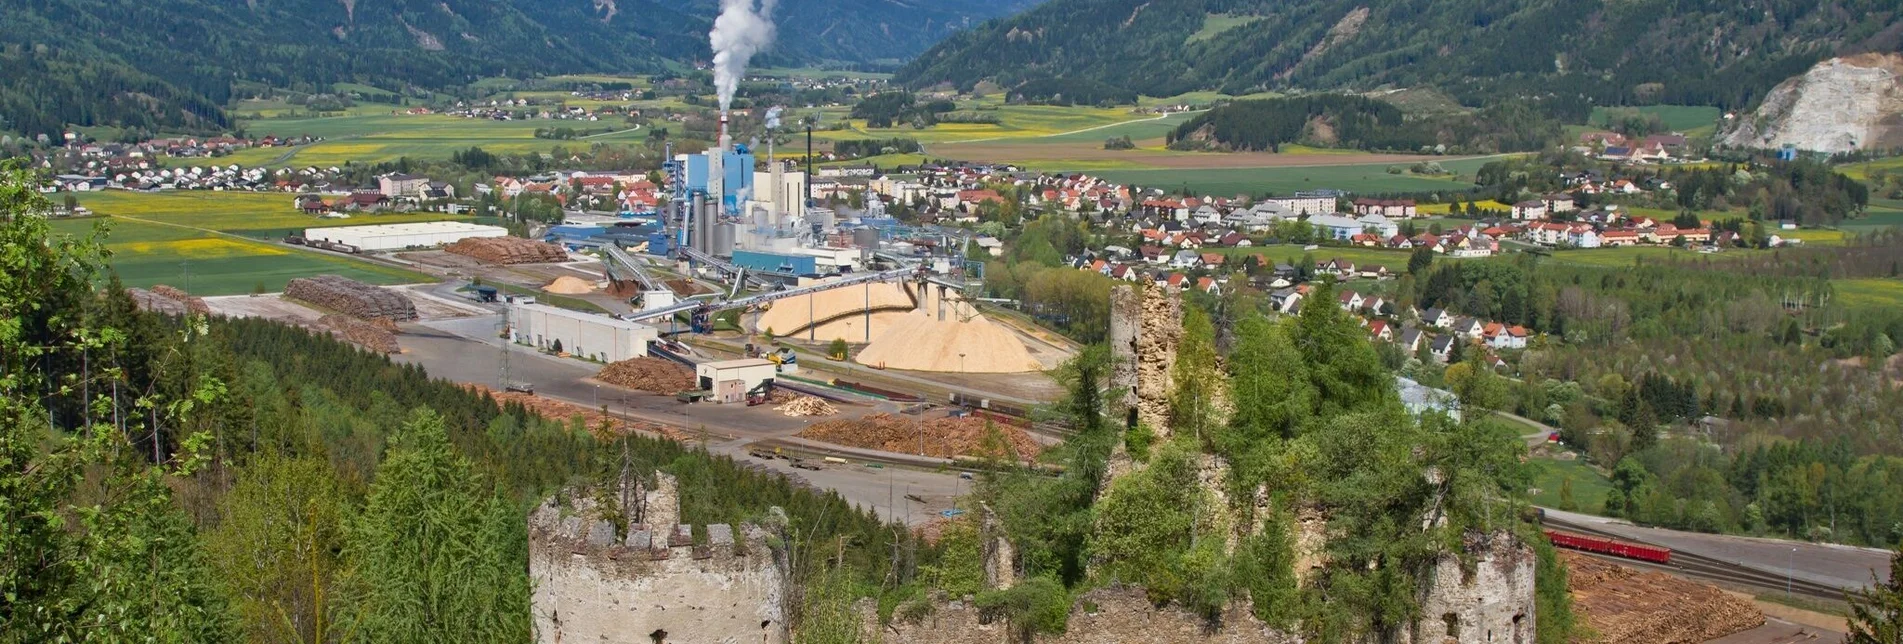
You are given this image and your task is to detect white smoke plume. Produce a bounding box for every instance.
[709,0,778,112]
[764,106,785,129]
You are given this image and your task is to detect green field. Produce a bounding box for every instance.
[232,113,649,166]
[1091,162,1482,197]
[1541,245,1760,268]
[1527,452,1612,511]
[52,217,430,296]
[75,191,467,239]
[1034,111,1202,144]
[1588,105,1722,133]
[818,105,1155,145]
[1833,278,1903,310]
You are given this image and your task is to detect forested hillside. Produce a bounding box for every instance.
[0,0,1031,138]
[0,163,905,639]
[899,0,1903,108]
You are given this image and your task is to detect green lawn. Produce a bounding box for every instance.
[1588,105,1722,133]
[75,191,467,239]
[1527,452,1612,511]
[53,217,431,296]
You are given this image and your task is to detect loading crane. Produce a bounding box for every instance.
[677,245,783,289]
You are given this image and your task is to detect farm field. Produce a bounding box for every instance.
[1588,105,1722,133]
[817,104,1154,145]
[75,190,467,239]
[1091,162,1482,197]
[233,113,649,166]
[1832,278,1903,311]
[51,217,430,296]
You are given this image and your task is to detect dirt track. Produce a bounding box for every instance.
[931,140,1465,169]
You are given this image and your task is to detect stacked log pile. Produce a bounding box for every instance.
[596,357,697,392]
[797,413,1041,459]
[149,285,211,314]
[444,237,568,264]
[319,314,400,353]
[127,289,193,316]
[1562,551,1763,644]
[284,275,417,321]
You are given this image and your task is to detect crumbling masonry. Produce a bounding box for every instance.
[528,472,789,644]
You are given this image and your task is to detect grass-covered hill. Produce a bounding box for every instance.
[0,0,1033,138]
[897,0,1903,109]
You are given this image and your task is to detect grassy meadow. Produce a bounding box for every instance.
[75,191,467,239]
[1588,105,1723,133]
[1092,164,1478,197]
[231,113,649,166]
[52,217,430,295]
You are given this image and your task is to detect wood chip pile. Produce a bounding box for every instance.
[470,385,689,441]
[1561,551,1763,644]
[284,275,417,321]
[776,396,838,417]
[444,236,568,264]
[596,357,697,392]
[319,314,400,353]
[797,413,1041,459]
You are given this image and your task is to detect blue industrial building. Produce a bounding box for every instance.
[680,145,755,212]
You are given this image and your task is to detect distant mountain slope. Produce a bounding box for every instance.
[897,0,1903,109]
[0,0,1033,138]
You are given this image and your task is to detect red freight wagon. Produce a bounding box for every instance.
[1545,530,1672,564]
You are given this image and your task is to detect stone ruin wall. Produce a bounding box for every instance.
[528,473,788,644]
[1405,532,1537,644]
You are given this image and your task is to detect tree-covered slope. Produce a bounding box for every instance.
[0,0,1032,138]
[898,0,1903,108]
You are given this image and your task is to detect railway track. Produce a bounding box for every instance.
[1544,514,1847,601]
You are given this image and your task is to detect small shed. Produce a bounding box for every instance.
[695,358,776,403]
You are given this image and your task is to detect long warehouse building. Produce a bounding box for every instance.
[509,302,657,363]
[306,221,508,251]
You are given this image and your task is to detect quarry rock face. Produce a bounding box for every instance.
[1720,52,1903,154]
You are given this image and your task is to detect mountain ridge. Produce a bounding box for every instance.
[897,0,1903,110]
[0,0,1033,138]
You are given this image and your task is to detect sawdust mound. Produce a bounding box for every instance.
[776,396,837,417]
[797,412,1041,459]
[854,309,1041,373]
[284,275,417,321]
[543,275,597,295]
[1561,551,1763,644]
[597,357,696,392]
[319,314,400,353]
[756,281,915,337]
[444,236,569,264]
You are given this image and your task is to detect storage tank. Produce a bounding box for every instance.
[714,222,737,257]
[852,227,879,249]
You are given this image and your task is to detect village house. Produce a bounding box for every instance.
[1353,198,1417,219]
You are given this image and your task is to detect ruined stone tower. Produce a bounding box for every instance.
[528,472,788,644]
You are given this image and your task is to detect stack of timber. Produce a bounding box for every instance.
[318,314,400,354]
[283,275,417,321]
[596,357,697,392]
